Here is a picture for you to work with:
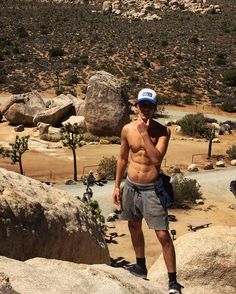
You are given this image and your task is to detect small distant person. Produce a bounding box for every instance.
[87,170,95,189]
[112,88,183,294]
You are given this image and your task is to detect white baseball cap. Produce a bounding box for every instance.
[136,88,157,105]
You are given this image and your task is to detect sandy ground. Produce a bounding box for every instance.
[0,96,235,272]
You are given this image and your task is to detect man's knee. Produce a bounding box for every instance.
[128,220,142,231]
[156,230,173,247]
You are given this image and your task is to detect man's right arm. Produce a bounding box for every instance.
[113,125,129,206]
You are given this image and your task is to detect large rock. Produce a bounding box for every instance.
[0,256,165,294]
[33,102,73,126]
[48,94,85,116]
[148,226,236,294]
[4,91,46,126]
[62,115,87,132]
[0,168,109,264]
[85,71,130,136]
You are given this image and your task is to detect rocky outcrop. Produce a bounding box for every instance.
[4,91,46,126]
[33,102,73,126]
[100,0,221,20]
[0,256,165,294]
[0,168,110,264]
[85,71,130,136]
[149,226,236,294]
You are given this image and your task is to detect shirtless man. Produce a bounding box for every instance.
[112,88,183,294]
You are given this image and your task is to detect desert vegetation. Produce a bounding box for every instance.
[0,0,235,111]
[0,135,29,175]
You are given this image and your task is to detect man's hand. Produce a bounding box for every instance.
[136,115,149,136]
[112,187,121,206]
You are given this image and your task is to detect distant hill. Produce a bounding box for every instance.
[0,0,235,112]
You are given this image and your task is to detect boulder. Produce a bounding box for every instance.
[149,226,236,294]
[0,168,110,264]
[204,163,214,170]
[187,164,198,172]
[14,125,24,132]
[102,0,112,13]
[212,138,220,143]
[33,102,73,126]
[62,115,87,132]
[0,256,165,294]
[169,165,181,174]
[85,71,130,136]
[230,159,236,166]
[50,94,85,116]
[216,160,225,167]
[4,91,46,126]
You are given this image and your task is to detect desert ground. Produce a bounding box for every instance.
[0,95,236,271]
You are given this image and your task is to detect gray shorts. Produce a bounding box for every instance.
[120,177,169,230]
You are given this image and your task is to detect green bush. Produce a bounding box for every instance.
[70,56,80,64]
[64,73,78,86]
[223,70,236,86]
[156,52,166,65]
[49,47,65,57]
[172,80,193,94]
[97,156,117,180]
[16,27,29,38]
[172,174,202,208]
[226,145,236,159]
[10,83,25,94]
[0,75,6,84]
[220,101,236,112]
[178,113,209,137]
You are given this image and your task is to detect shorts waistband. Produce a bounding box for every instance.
[126,176,155,191]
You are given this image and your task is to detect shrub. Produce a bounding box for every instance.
[85,199,105,233]
[64,73,78,86]
[49,47,65,57]
[220,101,236,112]
[183,95,193,105]
[80,53,89,65]
[70,56,80,64]
[0,75,6,84]
[172,80,193,94]
[16,27,29,38]
[18,55,28,62]
[10,83,25,94]
[223,70,236,86]
[143,58,151,68]
[128,74,139,83]
[171,174,202,208]
[226,145,236,159]
[177,113,209,137]
[215,52,227,65]
[156,52,166,65]
[97,156,117,180]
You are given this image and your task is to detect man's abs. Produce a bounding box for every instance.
[127,160,160,184]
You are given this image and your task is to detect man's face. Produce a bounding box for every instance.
[137,101,156,121]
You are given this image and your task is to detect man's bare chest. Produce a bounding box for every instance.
[127,130,158,152]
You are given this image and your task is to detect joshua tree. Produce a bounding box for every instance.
[204,127,216,159]
[60,123,83,181]
[0,135,29,175]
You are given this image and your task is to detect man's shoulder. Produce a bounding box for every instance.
[122,121,134,131]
